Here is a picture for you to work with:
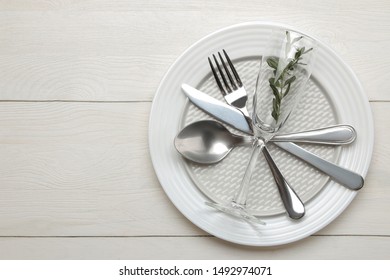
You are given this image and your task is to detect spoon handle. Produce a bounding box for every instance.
[272,125,356,145]
[262,146,305,219]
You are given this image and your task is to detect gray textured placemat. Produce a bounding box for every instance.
[180,57,340,216]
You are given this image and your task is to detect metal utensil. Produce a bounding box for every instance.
[274,142,364,190]
[181,83,356,145]
[208,50,251,122]
[175,120,246,164]
[181,83,364,190]
[174,120,356,164]
[207,50,304,220]
[182,83,252,134]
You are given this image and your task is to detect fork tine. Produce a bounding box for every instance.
[213,54,232,93]
[218,52,237,90]
[208,57,226,95]
[223,49,242,87]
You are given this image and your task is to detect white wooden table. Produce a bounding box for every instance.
[0,0,389,259]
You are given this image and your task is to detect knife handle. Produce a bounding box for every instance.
[274,142,364,190]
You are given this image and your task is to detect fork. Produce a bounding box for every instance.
[208,50,251,123]
[208,50,305,219]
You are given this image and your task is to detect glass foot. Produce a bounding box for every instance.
[205,201,266,225]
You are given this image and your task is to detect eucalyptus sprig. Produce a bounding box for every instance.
[266,31,313,122]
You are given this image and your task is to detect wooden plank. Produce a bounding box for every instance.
[0,0,388,12]
[0,101,387,237]
[0,0,206,11]
[0,236,388,259]
[0,101,203,236]
[0,55,173,102]
[0,1,389,101]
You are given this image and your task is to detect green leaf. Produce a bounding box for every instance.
[272,111,277,121]
[266,57,279,69]
[268,31,313,122]
[286,60,295,71]
[284,75,296,85]
[283,82,291,97]
[303,47,313,54]
[271,85,280,99]
[269,77,281,88]
[269,80,280,98]
[273,98,280,111]
[272,109,279,122]
[294,48,303,60]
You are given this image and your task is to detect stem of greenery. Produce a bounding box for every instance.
[266,31,313,122]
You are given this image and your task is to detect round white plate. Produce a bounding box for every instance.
[149,21,374,246]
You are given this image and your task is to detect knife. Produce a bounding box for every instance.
[182,83,364,190]
[182,83,252,134]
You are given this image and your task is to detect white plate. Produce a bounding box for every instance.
[149,21,374,246]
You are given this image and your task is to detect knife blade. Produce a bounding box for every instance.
[182,83,252,134]
[181,83,364,190]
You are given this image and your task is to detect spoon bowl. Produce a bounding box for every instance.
[174,120,247,164]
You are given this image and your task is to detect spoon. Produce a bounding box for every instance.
[174,120,356,164]
[175,120,308,219]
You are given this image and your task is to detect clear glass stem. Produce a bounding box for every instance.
[232,138,266,207]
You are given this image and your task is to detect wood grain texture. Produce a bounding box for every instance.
[0,236,388,260]
[0,0,389,101]
[0,102,203,236]
[0,55,172,101]
[0,0,389,259]
[0,102,387,238]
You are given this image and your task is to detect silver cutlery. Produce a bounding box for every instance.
[208,50,251,123]
[175,120,357,164]
[207,50,304,219]
[271,125,356,145]
[274,142,363,190]
[207,50,356,145]
[181,83,364,190]
[182,83,252,134]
